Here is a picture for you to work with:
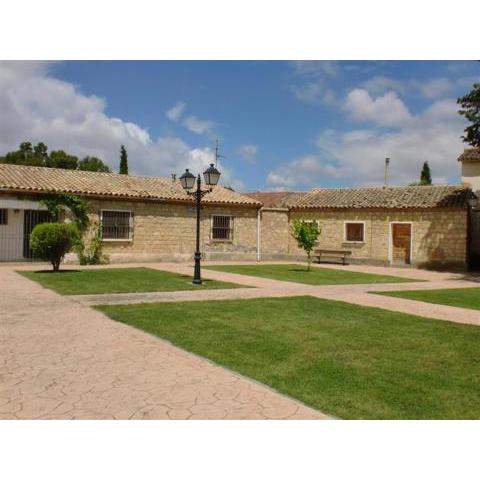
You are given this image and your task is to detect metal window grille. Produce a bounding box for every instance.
[101,210,133,240]
[0,209,7,225]
[346,223,364,242]
[212,215,232,240]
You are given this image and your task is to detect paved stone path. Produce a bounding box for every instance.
[3,261,480,420]
[0,265,326,420]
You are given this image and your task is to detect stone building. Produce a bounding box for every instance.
[0,164,261,263]
[247,186,472,270]
[458,148,480,267]
[0,160,477,269]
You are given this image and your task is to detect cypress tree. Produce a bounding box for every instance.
[119,145,128,175]
[420,161,432,185]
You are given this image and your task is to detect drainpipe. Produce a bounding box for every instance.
[256,208,261,262]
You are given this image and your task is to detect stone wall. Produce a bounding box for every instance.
[84,198,259,262]
[259,209,290,259]
[274,208,468,269]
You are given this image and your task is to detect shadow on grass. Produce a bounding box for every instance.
[178,274,217,284]
[30,269,82,274]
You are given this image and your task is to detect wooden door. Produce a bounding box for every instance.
[392,223,411,264]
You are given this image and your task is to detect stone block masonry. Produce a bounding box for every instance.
[84,199,260,263]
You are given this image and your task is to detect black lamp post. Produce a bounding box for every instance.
[179,163,221,284]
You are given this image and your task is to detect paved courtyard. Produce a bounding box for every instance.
[0,265,326,420]
[1,261,480,420]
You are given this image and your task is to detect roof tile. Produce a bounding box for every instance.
[0,164,261,206]
[458,148,480,163]
[287,185,471,209]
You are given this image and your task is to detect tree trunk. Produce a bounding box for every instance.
[307,252,311,271]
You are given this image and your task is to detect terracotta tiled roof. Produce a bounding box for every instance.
[289,185,471,209]
[458,148,480,163]
[0,164,261,206]
[244,191,306,208]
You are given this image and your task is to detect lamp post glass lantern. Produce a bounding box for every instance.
[180,163,221,284]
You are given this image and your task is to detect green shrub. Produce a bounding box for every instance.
[30,222,79,271]
[77,226,109,265]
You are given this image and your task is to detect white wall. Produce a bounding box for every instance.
[0,209,24,261]
[461,162,480,192]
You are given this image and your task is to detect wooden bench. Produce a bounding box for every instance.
[314,249,352,265]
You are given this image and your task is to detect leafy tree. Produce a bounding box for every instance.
[34,142,49,159]
[47,150,78,170]
[29,223,79,272]
[119,145,128,175]
[1,141,46,166]
[458,82,480,147]
[0,142,110,173]
[19,142,33,154]
[78,156,111,172]
[420,161,432,185]
[291,220,320,271]
[41,194,89,233]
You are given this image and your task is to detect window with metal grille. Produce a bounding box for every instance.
[0,209,7,225]
[101,210,133,240]
[211,215,232,241]
[345,222,364,242]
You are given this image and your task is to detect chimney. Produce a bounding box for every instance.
[171,173,176,182]
[384,157,390,187]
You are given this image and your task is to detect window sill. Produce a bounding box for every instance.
[343,240,365,244]
[210,239,233,243]
[102,238,133,242]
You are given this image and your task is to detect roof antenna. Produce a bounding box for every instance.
[384,157,390,187]
[214,138,225,167]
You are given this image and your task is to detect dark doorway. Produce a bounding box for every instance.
[23,210,52,259]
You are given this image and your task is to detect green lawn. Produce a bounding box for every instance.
[205,263,419,285]
[97,296,480,419]
[19,267,244,295]
[375,287,480,310]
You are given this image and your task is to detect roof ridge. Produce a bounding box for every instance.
[311,184,462,191]
[0,163,175,183]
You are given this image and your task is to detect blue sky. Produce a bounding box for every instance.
[1,60,478,191]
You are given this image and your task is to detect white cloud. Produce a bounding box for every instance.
[237,144,257,163]
[344,89,412,128]
[417,78,452,99]
[182,115,214,135]
[166,100,215,137]
[166,101,186,122]
[361,76,405,96]
[267,97,466,189]
[0,61,240,187]
[290,61,339,105]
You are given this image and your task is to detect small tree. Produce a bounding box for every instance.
[420,161,432,185]
[291,220,320,271]
[30,223,79,272]
[119,145,128,175]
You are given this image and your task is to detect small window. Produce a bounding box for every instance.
[0,209,7,225]
[345,222,364,242]
[212,215,232,241]
[101,210,133,240]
